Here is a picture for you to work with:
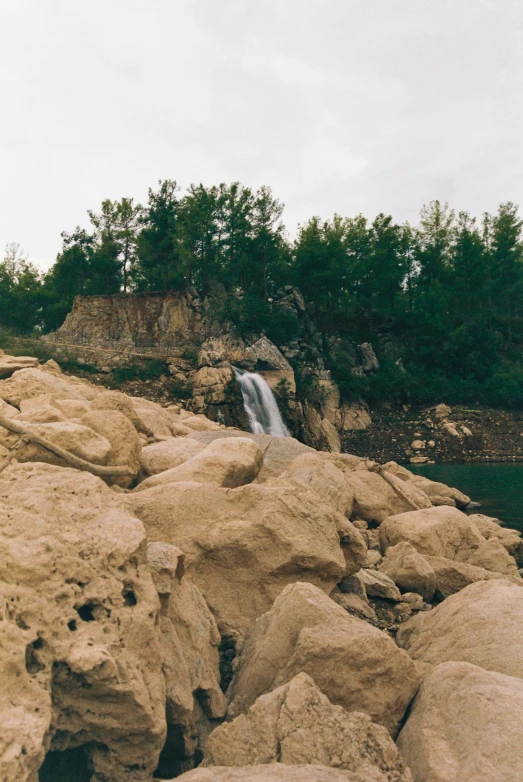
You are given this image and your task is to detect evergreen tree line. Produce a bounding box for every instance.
[2,180,523,406]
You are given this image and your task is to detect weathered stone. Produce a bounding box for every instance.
[396,579,523,679]
[140,437,206,476]
[203,674,411,782]
[80,409,142,487]
[14,421,112,467]
[147,543,226,775]
[356,570,402,601]
[227,582,419,737]
[426,556,514,599]
[469,513,523,562]
[465,537,520,576]
[348,471,432,525]
[251,336,292,371]
[128,484,349,635]
[0,367,90,406]
[135,437,263,491]
[379,542,436,602]
[397,661,523,782]
[0,462,166,782]
[0,355,39,379]
[277,452,354,517]
[177,764,389,781]
[341,402,372,431]
[358,343,379,372]
[434,403,451,421]
[379,506,485,562]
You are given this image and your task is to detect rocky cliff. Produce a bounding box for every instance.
[45,287,378,452]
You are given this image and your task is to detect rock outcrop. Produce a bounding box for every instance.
[227,582,419,737]
[397,661,523,782]
[203,673,411,782]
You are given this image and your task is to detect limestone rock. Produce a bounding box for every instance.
[0,397,18,418]
[80,409,142,487]
[397,661,523,782]
[140,437,206,476]
[251,336,292,371]
[148,543,226,776]
[0,367,89,406]
[356,569,402,601]
[176,764,388,781]
[277,452,354,517]
[341,402,372,431]
[128,484,348,635]
[187,430,314,481]
[383,462,470,508]
[135,437,263,492]
[0,354,39,379]
[227,582,419,737]
[396,579,523,679]
[91,389,147,434]
[182,415,223,432]
[379,506,485,562]
[426,556,514,599]
[53,397,91,418]
[465,537,520,575]
[15,404,68,424]
[469,514,523,562]
[203,673,411,782]
[379,542,436,602]
[14,421,112,467]
[434,403,451,421]
[132,398,178,438]
[0,462,166,782]
[348,471,432,525]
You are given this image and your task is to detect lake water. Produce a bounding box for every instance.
[409,463,523,535]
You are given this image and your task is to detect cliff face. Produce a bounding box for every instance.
[45,288,376,452]
[53,290,206,349]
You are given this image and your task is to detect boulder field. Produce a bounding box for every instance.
[0,352,522,781]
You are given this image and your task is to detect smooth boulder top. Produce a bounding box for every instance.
[176,765,389,781]
[397,661,523,782]
[0,355,39,379]
[396,578,523,679]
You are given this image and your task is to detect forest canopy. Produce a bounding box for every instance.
[2,180,523,407]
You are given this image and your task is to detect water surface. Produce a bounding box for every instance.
[409,463,523,535]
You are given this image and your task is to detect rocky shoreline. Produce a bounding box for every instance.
[1,348,523,781]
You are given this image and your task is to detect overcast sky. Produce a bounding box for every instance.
[1,0,523,270]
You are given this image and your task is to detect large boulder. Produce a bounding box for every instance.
[382,463,471,508]
[203,673,411,782]
[379,542,436,602]
[132,398,178,438]
[426,555,515,599]
[127,483,351,635]
[9,421,112,467]
[276,452,354,517]
[91,389,147,434]
[187,430,314,481]
[347,471,432,525]
[465,537,520,575]
[0,367,90,406]
[81,409,142,487]
[140,437,206,477]
[0,462,166,782]
[396,579,523,679]
[397,661,523,782]
[0,354,39,379]
[469,514,523,563]
[227,582,419,737]
[135,437,263,492]
[379,506,485,562]
[148,543,226,778]
[177,765,389,781]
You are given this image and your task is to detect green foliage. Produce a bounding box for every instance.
[110,359,168,383]
[181,347,198,361]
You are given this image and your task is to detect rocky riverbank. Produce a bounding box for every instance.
[1,348,523,781]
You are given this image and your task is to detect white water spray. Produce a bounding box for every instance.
[232,367,290,437]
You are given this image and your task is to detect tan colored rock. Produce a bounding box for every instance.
[277,452,354,517]
[379,506,485,562]
[128,483,348,635]
[183,415,223,432]
[177,764,388,781]
[426,555,514,599]
[132,397,178,438]
[80,409,142,487]
[379,542,436,602]
[396,579,523,679]
[227,582,419,737]
[15,404,68,424]
[187,431,314,482]
[0,462,166,782]
[333,590,378,621]
[0,354,39,379]
[148,543,226,774]
[0,367,89,406]
[91,389,145,431]
[382,462,470,508]
[14,421,112,467]
[140,437,206,477]
[397,661,523,782]
[434,403,451,421]
[203,673,411,782]
[53,397,92,418]
[356,569,401,601]
[341,402,372,431]
[348,471,432,525]
[465,537,520,575]
[136,437,262,492]
[469,514,523,563]
[0,398,18,418]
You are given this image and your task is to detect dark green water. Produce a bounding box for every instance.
[409,463,523,535]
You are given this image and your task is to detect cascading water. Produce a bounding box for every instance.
[232,366,290,437]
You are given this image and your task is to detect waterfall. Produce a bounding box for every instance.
[232,367,290,437]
